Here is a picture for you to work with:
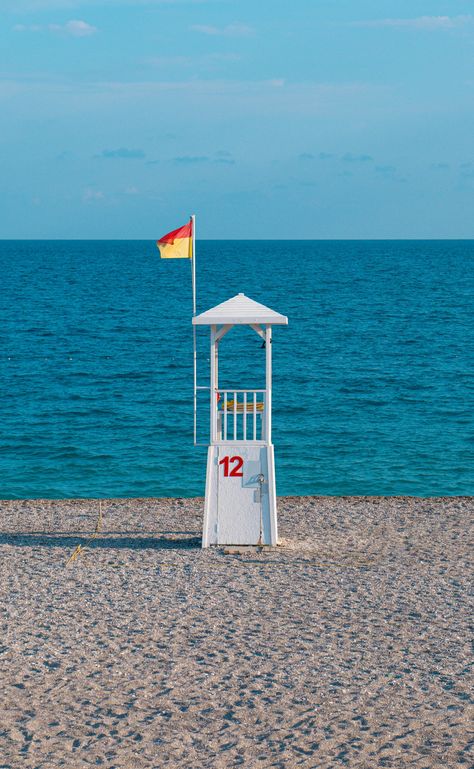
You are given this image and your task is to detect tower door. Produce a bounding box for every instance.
[216,445,270,545]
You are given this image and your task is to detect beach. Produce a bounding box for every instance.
[0,495,472,768]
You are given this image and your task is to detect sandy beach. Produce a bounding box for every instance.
[0,496,472,768]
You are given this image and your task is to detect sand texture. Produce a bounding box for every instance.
[0,496,472,768]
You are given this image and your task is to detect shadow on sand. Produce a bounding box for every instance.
[0,532,202,550]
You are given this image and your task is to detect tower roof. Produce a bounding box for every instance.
[192,293,288,326]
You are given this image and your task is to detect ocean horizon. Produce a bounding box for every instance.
[1,238,473,499]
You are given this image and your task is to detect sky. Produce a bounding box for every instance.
[0,0,473,238]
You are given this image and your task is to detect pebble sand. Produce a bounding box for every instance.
[0,496,472,768]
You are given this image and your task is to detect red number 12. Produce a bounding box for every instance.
[219,455,244,477]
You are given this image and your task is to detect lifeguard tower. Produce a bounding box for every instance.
[193,293,288,548]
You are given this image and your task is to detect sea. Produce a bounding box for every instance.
[0,240,473,499]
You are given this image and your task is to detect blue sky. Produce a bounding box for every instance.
[1,0,473,238]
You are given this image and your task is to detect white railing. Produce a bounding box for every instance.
[216,389,266,442]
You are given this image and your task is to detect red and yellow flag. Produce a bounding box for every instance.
[157,220,193,259]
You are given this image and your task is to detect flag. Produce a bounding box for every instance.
[157,220,193,259]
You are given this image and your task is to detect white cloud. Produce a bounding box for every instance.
[8,1,78,8]
[208,53,241,61]
[147,55,192,67]
[14,19,97,36]
[190,22,254,37]
[58,19,97,36]
[6,0,217,9]
[147,52,240,67]
[83,188,104,201]
[0,75,388,123]
[13,24,42,31]
[352,15,474,30]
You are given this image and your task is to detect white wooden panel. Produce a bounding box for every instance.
[215,445,269,545]
[202,446,218,546]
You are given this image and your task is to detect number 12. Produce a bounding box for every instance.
[219,455,244,477]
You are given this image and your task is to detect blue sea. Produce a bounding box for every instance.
[0,240,473,499]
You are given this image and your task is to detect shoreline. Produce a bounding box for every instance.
[1,493,472,502]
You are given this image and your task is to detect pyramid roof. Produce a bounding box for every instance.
[192,293,288,326]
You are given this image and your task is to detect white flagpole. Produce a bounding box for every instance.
[191,214,196,314]
[191,214,197,445]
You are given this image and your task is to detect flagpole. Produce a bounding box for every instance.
[191,214,197,445]
[191,214,196,314]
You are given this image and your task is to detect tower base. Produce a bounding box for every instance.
[202,444,278,548]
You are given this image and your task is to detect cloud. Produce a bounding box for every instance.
[375,165,406,182]
[431,162,449,171]
[190,22,254,37]
[6,0,213,9]
[298,151,333,160]
[207,53,241,62]
[460,162,474,178]
[342,153,373,163]
[124,186,139,195]
[99,147,145,158]
[375,164,396,176]
[146,52,241,73]
[351,15,474,31]
[14,19,97,36]
[7,0,78,8]
[173,151,235,166]
[146,55,191,67]
[0,76,386,123]
[213,150,235,165]
[53,19,96,35]
[83,188,104,201]
[13,24,42,31]
[173,155,209,164]
[302,151,369,163]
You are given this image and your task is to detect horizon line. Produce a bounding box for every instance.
[1,237,474,242]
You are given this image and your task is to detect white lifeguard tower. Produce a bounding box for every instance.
[193,293,288,548]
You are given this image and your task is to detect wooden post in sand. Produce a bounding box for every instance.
[192,293,288,548]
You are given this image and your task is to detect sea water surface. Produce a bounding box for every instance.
[0,240,473,498]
